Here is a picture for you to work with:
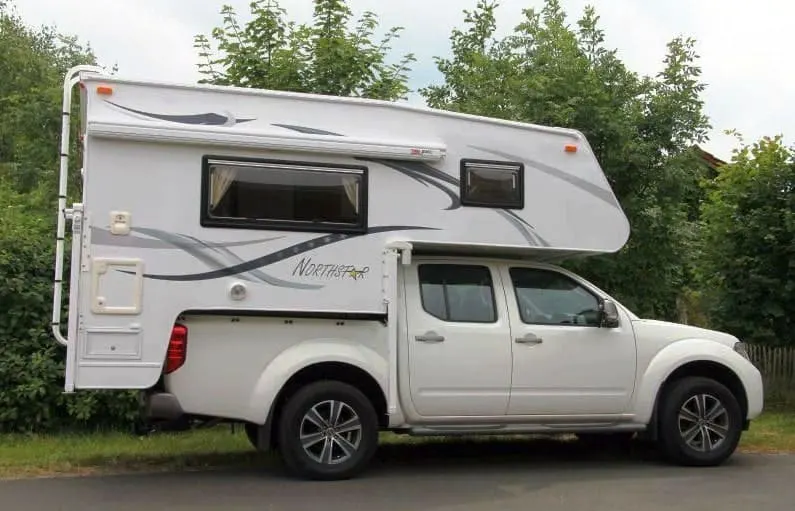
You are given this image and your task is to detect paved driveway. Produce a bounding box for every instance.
[1,441,793,510]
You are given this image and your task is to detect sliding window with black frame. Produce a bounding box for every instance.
[200,155,368,234]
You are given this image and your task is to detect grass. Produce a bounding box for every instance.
[0,426,258,479]
[1,412,794,480]
[737,412,795,453]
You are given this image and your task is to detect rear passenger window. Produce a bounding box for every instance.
[417,264,497,323]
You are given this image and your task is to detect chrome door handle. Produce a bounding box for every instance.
[515,333,543,345]
[415,331,445,343]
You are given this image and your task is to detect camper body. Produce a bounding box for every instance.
[52,66,763,480]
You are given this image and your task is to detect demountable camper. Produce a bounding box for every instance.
[51,66,762,480]
[53,65,629,390]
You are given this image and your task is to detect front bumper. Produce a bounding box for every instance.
[743,360,765,420]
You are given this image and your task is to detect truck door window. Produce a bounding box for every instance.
[417,264,497,323]
[509,268,600,326]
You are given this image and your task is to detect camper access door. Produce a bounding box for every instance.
[61,204,146,391]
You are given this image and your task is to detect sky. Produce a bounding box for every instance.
[15,0,792,161]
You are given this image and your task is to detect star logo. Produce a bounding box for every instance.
[347,268,366,280]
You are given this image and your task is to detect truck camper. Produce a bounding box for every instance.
[51,66,763,480]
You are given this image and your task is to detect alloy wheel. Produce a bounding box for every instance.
[677,393,730,452]
[299,399,363,465]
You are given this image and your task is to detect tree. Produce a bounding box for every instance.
[194,0,416,100]
[0,0,97,195]
[421,0,712,320]
[698,134,795,345]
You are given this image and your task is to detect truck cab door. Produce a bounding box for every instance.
[403,259,513,418]
[499,264,637,417]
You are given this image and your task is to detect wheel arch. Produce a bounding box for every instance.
[633,339,753,431]
[639,360,750,442]
[655,360,749,421]
[242,338,388,451]
[267,361,387,450]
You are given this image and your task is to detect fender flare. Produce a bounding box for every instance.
[244,338,388,425]
[633,338,752,424]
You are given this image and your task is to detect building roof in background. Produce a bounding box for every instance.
[694,145,727,169]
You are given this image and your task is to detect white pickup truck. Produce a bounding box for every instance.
[154,254,763,480]
[52,67,763,481]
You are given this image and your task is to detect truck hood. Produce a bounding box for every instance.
[630,318,739,349]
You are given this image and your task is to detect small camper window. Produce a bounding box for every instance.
[460,159,524,209]
[201,157,367,233]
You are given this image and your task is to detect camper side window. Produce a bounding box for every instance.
[460,159,524,209]
[201,157,367,233]
[417,264,497,323]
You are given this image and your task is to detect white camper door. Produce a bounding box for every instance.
[62,209,147,390]
[70,246,147,388]
[403,260,513,417]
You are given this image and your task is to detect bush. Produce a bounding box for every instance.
[0,180,139,433]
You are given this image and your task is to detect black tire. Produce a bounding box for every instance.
[276,380,379,480]
[657,376,743,467]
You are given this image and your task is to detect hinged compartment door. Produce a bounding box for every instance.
[90,257,144,315]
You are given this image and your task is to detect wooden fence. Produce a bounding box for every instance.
[746,344,795,405]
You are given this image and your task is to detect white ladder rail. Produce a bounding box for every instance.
[51,65,104,347]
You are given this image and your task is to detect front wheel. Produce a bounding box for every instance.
[657,376,743,467]
[276,380,379,480]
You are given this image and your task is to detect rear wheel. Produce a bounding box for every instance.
[657,376,743,466]
[276,380,379,480]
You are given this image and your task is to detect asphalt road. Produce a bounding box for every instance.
[1,441,794,511]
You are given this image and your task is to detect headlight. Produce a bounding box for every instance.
[734,341,750,360]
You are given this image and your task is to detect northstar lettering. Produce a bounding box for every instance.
[291,257,370,280]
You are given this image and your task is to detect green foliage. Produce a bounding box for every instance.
[421,0,712,319]
[194,0,416,100]
[0,1,96,194]
[0,179,140,433]
[698,134,795,345]
[0,2,138,433]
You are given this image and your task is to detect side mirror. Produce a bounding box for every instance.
[599,299,620,328]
